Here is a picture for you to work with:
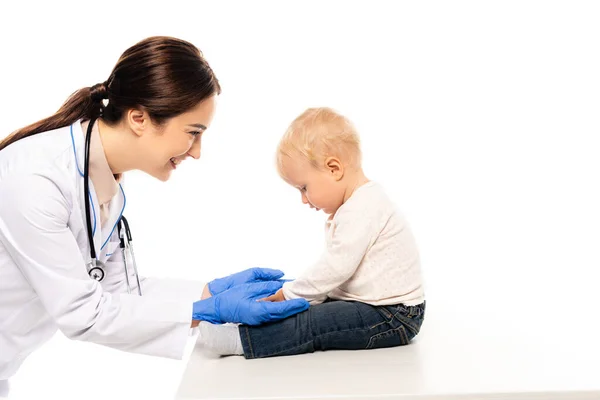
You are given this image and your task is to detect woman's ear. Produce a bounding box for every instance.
[125,108,150,137]
[325,156,344,181]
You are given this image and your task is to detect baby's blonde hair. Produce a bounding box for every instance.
[276,107,362,178]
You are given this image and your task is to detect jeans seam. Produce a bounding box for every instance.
[261,340,315,357]
[393,311,422,335]
[243,326,255,359]
[370,308,400,329]
[256,326,372,358]
[367,325,409,349]
[378,307,393,319]
[370,319,389,329]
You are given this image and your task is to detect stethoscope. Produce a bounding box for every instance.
[83,117,142,296]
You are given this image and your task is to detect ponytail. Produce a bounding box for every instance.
[0,82,108,151]
[0,36,221,152]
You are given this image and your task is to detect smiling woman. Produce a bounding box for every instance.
[0,36,221,182]
[0,35,309,387]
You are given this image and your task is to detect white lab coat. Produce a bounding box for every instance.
[0,121,205,380]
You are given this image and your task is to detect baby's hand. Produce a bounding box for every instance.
[258,288,286,302]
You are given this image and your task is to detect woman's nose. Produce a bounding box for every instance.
[188,137,201,159]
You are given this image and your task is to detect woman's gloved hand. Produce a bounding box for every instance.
[207,267,285,296]
[192,281,309,326]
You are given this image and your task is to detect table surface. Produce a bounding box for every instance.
[175,299,600,400]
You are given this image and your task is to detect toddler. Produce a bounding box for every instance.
[198,107,425,358]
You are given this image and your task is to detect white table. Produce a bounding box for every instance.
[175,299,600,399]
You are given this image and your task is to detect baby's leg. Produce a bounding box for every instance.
[239,300,426,359]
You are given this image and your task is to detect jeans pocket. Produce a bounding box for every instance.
[366,325,410,349]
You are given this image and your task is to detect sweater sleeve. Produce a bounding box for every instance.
[282,206,380,305]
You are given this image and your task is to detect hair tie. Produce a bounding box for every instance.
[90,82,108,103]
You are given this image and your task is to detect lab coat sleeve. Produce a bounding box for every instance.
[281,206,379,305]
[0,173,193,359]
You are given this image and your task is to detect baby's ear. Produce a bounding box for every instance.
[325,157,344,180]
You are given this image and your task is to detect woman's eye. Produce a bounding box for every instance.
[189,131,202,136]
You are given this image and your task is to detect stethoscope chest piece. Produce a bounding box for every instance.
[89,265,105,282]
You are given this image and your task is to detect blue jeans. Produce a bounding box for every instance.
[239,299,426,359]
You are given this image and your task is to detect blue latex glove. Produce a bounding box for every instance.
[207,267,285,296]
[193,281,309,326]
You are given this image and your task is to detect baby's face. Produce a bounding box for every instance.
[281,157,346,215]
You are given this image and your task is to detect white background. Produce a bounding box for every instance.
[1,1,599,399]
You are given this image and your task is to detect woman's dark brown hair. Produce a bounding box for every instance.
[0,36,221,151]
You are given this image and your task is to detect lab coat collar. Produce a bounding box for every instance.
[69,121,126,261]
[80,120,120,206]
